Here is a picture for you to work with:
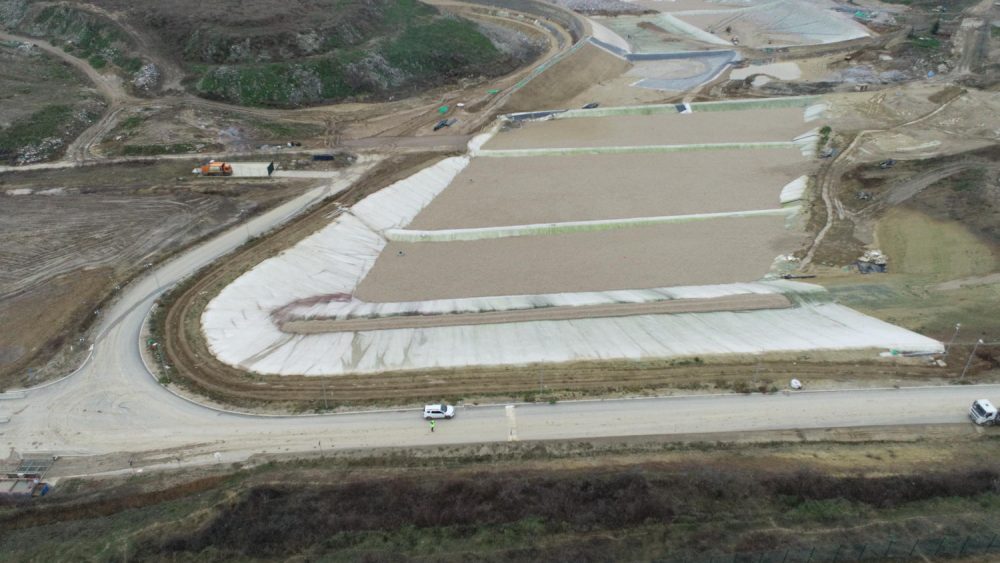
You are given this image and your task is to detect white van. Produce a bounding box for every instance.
[423,404,455,419]
[970,399,998,426]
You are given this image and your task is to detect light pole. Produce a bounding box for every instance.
[960,339,984,380]
[944,323,961,358]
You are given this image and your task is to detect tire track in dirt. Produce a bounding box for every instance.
[801,90,966,269]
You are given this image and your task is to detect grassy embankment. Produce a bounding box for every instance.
[2,437,1000,561]
[194,15,507,106]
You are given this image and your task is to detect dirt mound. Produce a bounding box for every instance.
[503,43,630,112]
[130,0,436,64]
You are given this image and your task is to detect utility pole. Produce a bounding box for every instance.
[944,323,961,358]
[960,339,984,380]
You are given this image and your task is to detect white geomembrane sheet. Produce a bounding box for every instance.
[202,105,942,376]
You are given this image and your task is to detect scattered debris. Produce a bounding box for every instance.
[856,249,888,274]
[132,63,160,91]
[433,118,456,131]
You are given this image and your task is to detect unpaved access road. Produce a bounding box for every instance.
[0,161,993,473]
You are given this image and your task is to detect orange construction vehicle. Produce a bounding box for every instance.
[192,160,233,176]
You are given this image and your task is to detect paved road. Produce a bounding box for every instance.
[0,159,993,471]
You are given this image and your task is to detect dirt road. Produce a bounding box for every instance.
[0,31,135,163]
[801,90,966,268]
[955,0,995,75]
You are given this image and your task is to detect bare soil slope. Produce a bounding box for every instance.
[503,42,630,112]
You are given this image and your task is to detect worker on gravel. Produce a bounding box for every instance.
[429,419,436,433]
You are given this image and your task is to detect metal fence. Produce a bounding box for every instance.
[659,534,1000,562]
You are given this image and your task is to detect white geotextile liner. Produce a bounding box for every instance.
[202,156,470,370]
[659,14,732,46]
[804,103,829,122]
[730,62,801,81]
[236,303,943,376]
[282,280,821,321]
[589,18,632,54]
[792,131,819,157]
[352,156,469,232]
[385,208,794,242]
[779,176,808,204]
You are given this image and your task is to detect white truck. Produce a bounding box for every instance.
[969,399,998,425]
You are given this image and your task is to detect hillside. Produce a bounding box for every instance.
[0,0,538,107]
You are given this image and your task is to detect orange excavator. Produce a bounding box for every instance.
[192,160,233,176]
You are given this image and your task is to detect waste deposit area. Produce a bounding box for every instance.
[201,99,943,376]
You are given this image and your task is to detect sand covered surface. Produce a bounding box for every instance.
[407,149,806,229]
[355,216,801,301]
[484,107,810,150]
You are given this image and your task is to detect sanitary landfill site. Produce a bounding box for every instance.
[2,0,1000,560]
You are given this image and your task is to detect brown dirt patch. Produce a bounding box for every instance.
[502,43,631,113]
[485,106,811,149]
[408,148,807,228]
[355,216,802,301]
[0,268,109,388]
[0,162,309,387]
[284,293,792,333]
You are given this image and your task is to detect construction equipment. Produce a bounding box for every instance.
[192,160,233,176]
[969,399,998,425]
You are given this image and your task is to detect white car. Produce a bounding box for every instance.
[423,404,455,419]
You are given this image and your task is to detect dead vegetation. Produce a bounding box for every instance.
[3,435,1000,561]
